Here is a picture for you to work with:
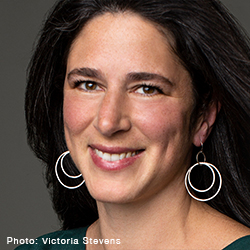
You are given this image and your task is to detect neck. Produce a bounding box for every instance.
[87,178,199,250]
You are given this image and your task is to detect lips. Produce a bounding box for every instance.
[89,145,144,171]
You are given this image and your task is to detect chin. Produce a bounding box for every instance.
[86,181,138,204]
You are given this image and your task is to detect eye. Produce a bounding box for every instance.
[83,81,97,90]
[75,80,102,92]
[135,84,163,96]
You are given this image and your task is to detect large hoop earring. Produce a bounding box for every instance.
[185,145,222,202]
[55,151,85,189]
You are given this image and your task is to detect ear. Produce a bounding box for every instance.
[193,101,221,147]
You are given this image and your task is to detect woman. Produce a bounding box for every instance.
[17,0,250,249]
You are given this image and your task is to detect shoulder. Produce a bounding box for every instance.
[223,235,250,250]
[190,202,250,249]
[206,207,250,248]
[14,227,88,250]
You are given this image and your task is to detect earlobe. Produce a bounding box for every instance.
[193,101,221,147]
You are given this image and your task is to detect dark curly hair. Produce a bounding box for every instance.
[25,0,250,230]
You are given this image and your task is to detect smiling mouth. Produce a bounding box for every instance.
[94,149,142,162]
[89,146,144,171]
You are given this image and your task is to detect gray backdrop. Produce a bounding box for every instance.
[1,1,249,249]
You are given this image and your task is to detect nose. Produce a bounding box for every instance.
[93,90,132,137]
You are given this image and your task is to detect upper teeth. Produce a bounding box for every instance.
[95,149,138,162]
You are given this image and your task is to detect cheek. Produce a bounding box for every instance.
[63,93,93,136]
[133,100,190,143]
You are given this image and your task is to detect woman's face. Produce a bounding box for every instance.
[64,13,196,203]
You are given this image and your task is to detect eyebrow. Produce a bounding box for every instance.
[67,67,174,86]
[126,72,174,86]
[67,68,103,80]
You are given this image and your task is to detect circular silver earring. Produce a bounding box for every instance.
[55,151,85,189]
[185,144,222,202]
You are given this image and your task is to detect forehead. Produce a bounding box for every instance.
[69,13,177,62]
[74,12,167,39]
[69,12,175,58]
[66,12,190,90]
